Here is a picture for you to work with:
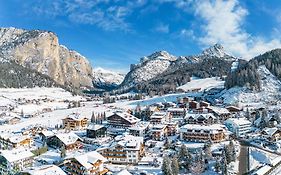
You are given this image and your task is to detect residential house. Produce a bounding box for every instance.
[107,112,140,128]
[185,113,217,125]
[150,124,168,141]
[0,134,32,150]
[22,165,66,175]
[150,112,171,125]
[224,118,251,138]
[189,101,200,109]
[179,124,227,143]
[167,108,186,119]
[47,132,83,151]
[0,149,34,174]
[98,134,144,164]
[64,151,108,175]
[86,124,107,138]
[62,113,88,131]
[226,106,242,113]
[261,127,281,142]
[129,121,150,137]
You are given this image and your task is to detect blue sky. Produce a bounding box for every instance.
[1,0,281,73]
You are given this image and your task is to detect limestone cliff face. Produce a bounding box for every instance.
[0,27,93,88]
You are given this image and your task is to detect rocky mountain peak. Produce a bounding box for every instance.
[0,27,93,88]
[201,43,227,58]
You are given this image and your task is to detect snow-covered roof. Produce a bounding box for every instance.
[112,134,143,150]
[55,132,80,146]
[87,124,105,131]
[73,151,107,169]
[115,169,132,175]
[185,112,216,120]
[151,124,166,131]
[65,113,87,121]
[167,108,185,112]
[207,106,230,115]
[24,165,66,175]
[40,130,55,137]
[150,112,168,119]
[129,121,150,131]
[180,124,226,134]
[0,133,30,144]
[225,118,251,126]
[262,127,279,136]
[1,149,34,163]
[111,112,140,124]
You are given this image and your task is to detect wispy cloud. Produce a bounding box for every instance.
[155,23,169,33]
[30,0,146,31]
[194,0,281,59]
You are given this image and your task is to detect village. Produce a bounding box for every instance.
[0,88,280,175]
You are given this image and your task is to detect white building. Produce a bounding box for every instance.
[224,118,251,138]
[0,149,34,174]
[129,121,150,137]
[23,165,66,175]
[98,134,144,164]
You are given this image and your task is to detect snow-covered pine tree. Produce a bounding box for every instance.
[162,156,172,175]
[171,156,179,175]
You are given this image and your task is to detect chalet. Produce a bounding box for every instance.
[62,113,88,131]
[165,122,178,136]
[226,106,242,113]
[39,130,55,143]
[22,165,66,175]
[200,101,210,108]
[261,127,281,142]
[0,134,32,150]
[179,124,227,143]
[207,106,231,121]
[98,134,144,164]
[86,124,107,138]
[167,108,186,119]
[150,124,168,141]
[129,121,150,137]
[189,101,200,109]
[141,106,159,119]
[150,112,171,124]
[185,113,217,125]
[177,97,191,104]
[64,151,108,175]
[0,149,34,174]
[47,132,83,151]
[7,116,21,125]
[107,112,140,129]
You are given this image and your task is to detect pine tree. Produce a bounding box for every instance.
[229,141,236,161]
[203,142,212,160]
[60,146,66,158]
[221,149,228,175]
[91,112,96,123]
[162,156,172,175]
[20,109,24,118]
[178,144,191,169]
[214,160,221,173]
[171,156,179,175]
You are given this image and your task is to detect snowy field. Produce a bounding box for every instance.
[177,77,224,92]
[0,87,84,101]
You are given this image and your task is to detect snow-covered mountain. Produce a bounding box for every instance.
[92,67,125,90]
[220,65,281,106]
[0,27,93,88]
[119,44,235,91]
